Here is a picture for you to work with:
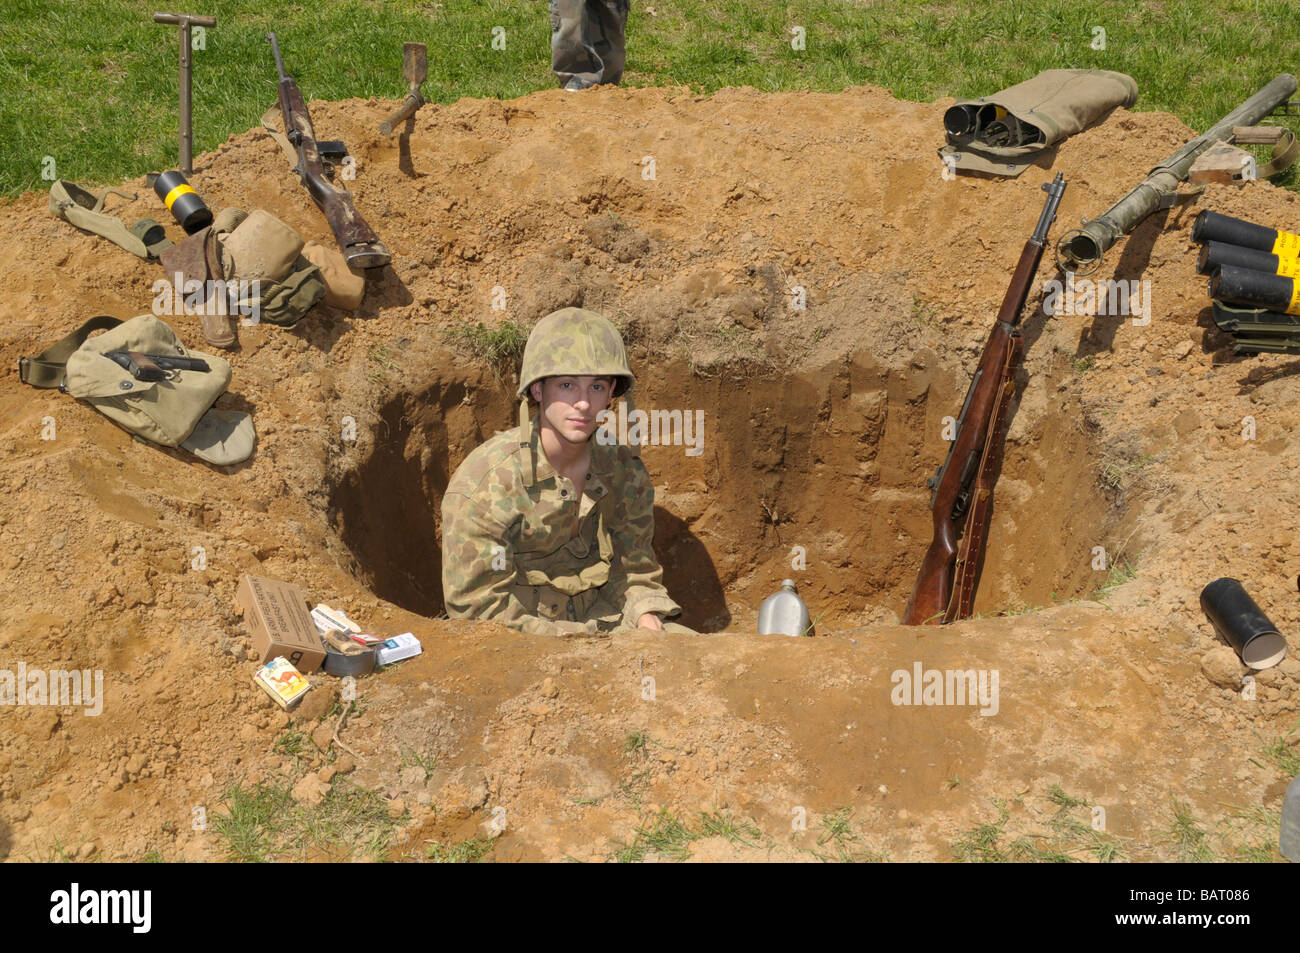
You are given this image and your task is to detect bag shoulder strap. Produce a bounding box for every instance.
[49,180,174,260]
[18,315,123,389]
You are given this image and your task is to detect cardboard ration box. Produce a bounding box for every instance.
[235,574,326,673]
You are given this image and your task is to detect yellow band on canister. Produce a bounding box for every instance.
[1288,281,1300,316]
[163,183,196,209]
[1271,230,1300,260]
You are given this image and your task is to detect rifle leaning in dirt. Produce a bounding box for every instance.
[266,33,391,270]
[902,173,1067,626]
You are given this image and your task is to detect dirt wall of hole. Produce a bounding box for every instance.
[328,348,1126,630]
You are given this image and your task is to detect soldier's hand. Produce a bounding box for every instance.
[637,612,664,631]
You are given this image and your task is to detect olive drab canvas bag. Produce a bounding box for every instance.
[18,314,256,465]
[159,207,327,349]
[940,69,1139,177]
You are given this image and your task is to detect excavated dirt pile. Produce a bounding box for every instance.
[1,83,1299,861]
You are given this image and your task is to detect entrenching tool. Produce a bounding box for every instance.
[153,12,217,175]
[380,43,428,136]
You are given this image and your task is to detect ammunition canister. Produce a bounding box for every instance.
[153,170,213,234]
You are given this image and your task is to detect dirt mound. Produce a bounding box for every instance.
[1,83,1297,861]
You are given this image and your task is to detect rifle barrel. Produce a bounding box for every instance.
[266,33,288,80]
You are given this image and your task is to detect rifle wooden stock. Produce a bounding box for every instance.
[902,320,1017,625]
[902,174,1065,625]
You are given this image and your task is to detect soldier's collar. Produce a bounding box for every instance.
[523,415,615,490]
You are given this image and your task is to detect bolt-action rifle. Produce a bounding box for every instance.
[266,33,391,270]
[902,173,1067,625]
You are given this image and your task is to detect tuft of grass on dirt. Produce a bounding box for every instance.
[1165,799,1216,863]
[398,742,438,774]
[952,800,1014,863]
[444,318,529,369]
[212,778,296,863]
[1259,718,1300,776]
[212,774,402,862]
[622,729,649,758]
[806,806,886,863]
[425,834,496,863]
[697,809,763,848]
[609,808,701,862]
[954,789,1125,863]
[1219,804,1284,863]
[1092,552,1139,602]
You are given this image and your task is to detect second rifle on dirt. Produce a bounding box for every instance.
[902,173,1067,626]
[266,33,391,271]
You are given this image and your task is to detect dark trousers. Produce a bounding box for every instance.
[550,0,629,87]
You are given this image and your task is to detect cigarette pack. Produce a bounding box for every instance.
[376,632,422,665]
[253,657,311,710]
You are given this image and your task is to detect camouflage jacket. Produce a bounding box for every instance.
[441,421,681,636]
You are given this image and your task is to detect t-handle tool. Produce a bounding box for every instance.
[153,11,217,175]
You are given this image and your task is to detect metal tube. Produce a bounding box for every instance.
[1060,74,1297,273]
[180,21,191,173]
[153,13,217,175]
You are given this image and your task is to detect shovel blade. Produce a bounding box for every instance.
[403,42,427,89]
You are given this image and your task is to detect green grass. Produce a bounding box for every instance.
[1166,799,1216,862]
[367,342,401,382]
[425,834,496,863]
[610,808,701,862]
[697,809,763,848]
[398,742,438,774]
[806,806,887,863]
[1093,551,1139,601]
[5,0,1298,199]
[211,774,401,862]
[953,789,1124,862]
[608,805,770,861]
[1260,718,1300,776]
[621,729,649,758]
[444,319,529,370]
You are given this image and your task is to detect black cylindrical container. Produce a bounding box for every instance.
[1197,241,1300,278]
[1200,577,1288,669]
[943,104,980,136]
[1209,263,1300,315]
[1193,209,1300,259]
[153,170,212,234]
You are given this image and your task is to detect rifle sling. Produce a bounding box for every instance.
[261,106,303,168]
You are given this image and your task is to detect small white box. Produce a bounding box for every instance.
[311,604,361,635]
[376,632,422,665]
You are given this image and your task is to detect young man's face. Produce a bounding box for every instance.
[530,375,614,447]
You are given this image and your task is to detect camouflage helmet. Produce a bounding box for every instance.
[516,307,635,400]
